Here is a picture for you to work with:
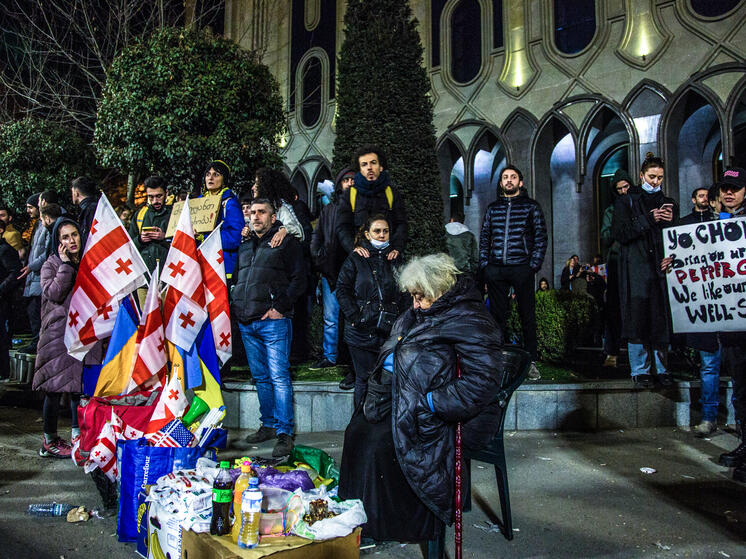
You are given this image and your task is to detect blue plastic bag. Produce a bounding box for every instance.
[116,438,210,543]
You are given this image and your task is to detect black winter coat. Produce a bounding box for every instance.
[230,221,306,323]
[336,172,407,254]
[612,186,678,344]
[0,239,21,317]
[128,204,172,273]
[77,194,99,248]
[335,241,406,350]
[479,192,548,271]
[310,199,347,287]
[379,276,503,524]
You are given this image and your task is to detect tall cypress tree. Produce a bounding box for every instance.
[332,0,443,257]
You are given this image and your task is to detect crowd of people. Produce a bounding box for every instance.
[0,142,744,544]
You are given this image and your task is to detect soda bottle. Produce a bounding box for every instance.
[210,461,233,535]
[237,477,262,549]
[230,461,253,543]
[27,503,77,517]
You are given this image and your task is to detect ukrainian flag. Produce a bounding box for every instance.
[93,297,139,396]
[170,321,224,413]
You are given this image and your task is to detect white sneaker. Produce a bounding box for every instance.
[527,362,541,380]
[694,420,716,437]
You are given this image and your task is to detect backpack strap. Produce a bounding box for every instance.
[350,185,393,211]
[135,205,149,233]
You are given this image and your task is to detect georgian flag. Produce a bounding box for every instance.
[128,265,168,393]
[145,366,188,436]
[65,194,148,360]
[197,226,232,365]
[160,199,207,351]
[84,409,143,482]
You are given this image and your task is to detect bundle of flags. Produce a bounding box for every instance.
[65,194,232,478]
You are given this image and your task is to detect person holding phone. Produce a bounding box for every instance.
[612,153,678,388]
[129,176,172,273]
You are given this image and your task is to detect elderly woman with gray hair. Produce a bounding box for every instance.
[338,253,504,544]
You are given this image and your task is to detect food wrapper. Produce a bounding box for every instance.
[291,487,366,541]
[66,506,90,523]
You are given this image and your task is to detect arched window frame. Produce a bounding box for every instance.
[687,0,742,20]
[441,0,491,87]
[546,0,601,58]
[294,48,330,130]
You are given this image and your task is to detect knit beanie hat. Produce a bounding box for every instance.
[26,193,40,208]
[205,160,232,186]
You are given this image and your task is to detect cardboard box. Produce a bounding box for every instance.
[181,527,361,559]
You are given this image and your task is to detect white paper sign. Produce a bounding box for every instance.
[663,217,746,333]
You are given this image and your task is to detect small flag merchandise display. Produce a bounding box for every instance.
[148,419,196,448]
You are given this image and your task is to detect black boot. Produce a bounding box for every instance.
[719,423,746,468]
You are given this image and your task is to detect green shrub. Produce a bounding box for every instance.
[94,27,285,191]
[506,290,597,362]
[0,117,92,212]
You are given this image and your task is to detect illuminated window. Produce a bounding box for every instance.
[690,0,740,17]
[451,0,482,83]
[554,0,596,55]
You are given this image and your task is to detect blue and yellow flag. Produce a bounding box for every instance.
[170,321,224,412]
[93,297,139,396]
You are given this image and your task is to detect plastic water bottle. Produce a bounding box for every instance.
[230,461,253,543]
[27,503,77,517]
[237,478,262,549]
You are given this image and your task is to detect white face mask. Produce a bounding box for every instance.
[641,180,661,193]
[370,239,389,250]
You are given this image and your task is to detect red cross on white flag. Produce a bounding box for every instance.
[145,365,188,436]
[160,199,207,351]
[197,225,232,365]
[128,264,168,393]
[65,194,148,360]
[83,409,143,482]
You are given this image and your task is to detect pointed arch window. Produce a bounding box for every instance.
[299,56,323,128]
[554,0,596,55]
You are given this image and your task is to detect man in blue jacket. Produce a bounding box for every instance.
[479,165,548,379]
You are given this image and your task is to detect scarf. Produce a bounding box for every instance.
[353,169,391,195]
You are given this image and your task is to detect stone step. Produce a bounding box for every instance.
[223,378,736,433]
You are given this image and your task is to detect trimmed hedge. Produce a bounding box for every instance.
[506,290,597,362]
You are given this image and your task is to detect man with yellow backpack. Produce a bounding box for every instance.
[336,145,408,260]
[129,176,172,273]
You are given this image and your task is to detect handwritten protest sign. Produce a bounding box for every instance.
[663,217,746,332]
[165,198,221,237]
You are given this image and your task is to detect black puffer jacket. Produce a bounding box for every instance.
[310,168,351,287]
[230,221,306,323]
[335,241,406,350]
[479,191,547,271]
[381,276,503,524]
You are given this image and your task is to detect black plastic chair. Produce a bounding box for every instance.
[426,347,532,558]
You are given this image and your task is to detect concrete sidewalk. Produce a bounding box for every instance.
[0,405,744,558]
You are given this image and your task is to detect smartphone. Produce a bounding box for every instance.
[141,226,157,232]
[660,203,673,211]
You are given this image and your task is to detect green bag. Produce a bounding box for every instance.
[282,445,340,489]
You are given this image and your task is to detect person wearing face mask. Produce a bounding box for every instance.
[32,218,101,460]
[612,152,678,389]
[202,160,244,280]
[335,215,407,407]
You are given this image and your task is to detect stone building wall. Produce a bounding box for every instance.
[225,0,746,284]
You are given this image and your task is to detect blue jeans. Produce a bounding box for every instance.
[321,278,340,364]
[699,349,721,422]
[628,343,667,377]
[238,318,294,435]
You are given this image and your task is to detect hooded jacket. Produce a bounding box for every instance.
[230,220,307,323]
[23,220,50,297]
[444,222,478,274]
[310,167,353,286]
[600,168,635,260]
[382,275,504,524]
[336,170,408,254]
[479,190,548,271]
[33,218,101,393]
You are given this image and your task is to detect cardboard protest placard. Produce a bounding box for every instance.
[663,217,746,332]
[165,198,220,238]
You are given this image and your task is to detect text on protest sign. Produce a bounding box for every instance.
[165,198,221,238]
[663,217,746,332]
